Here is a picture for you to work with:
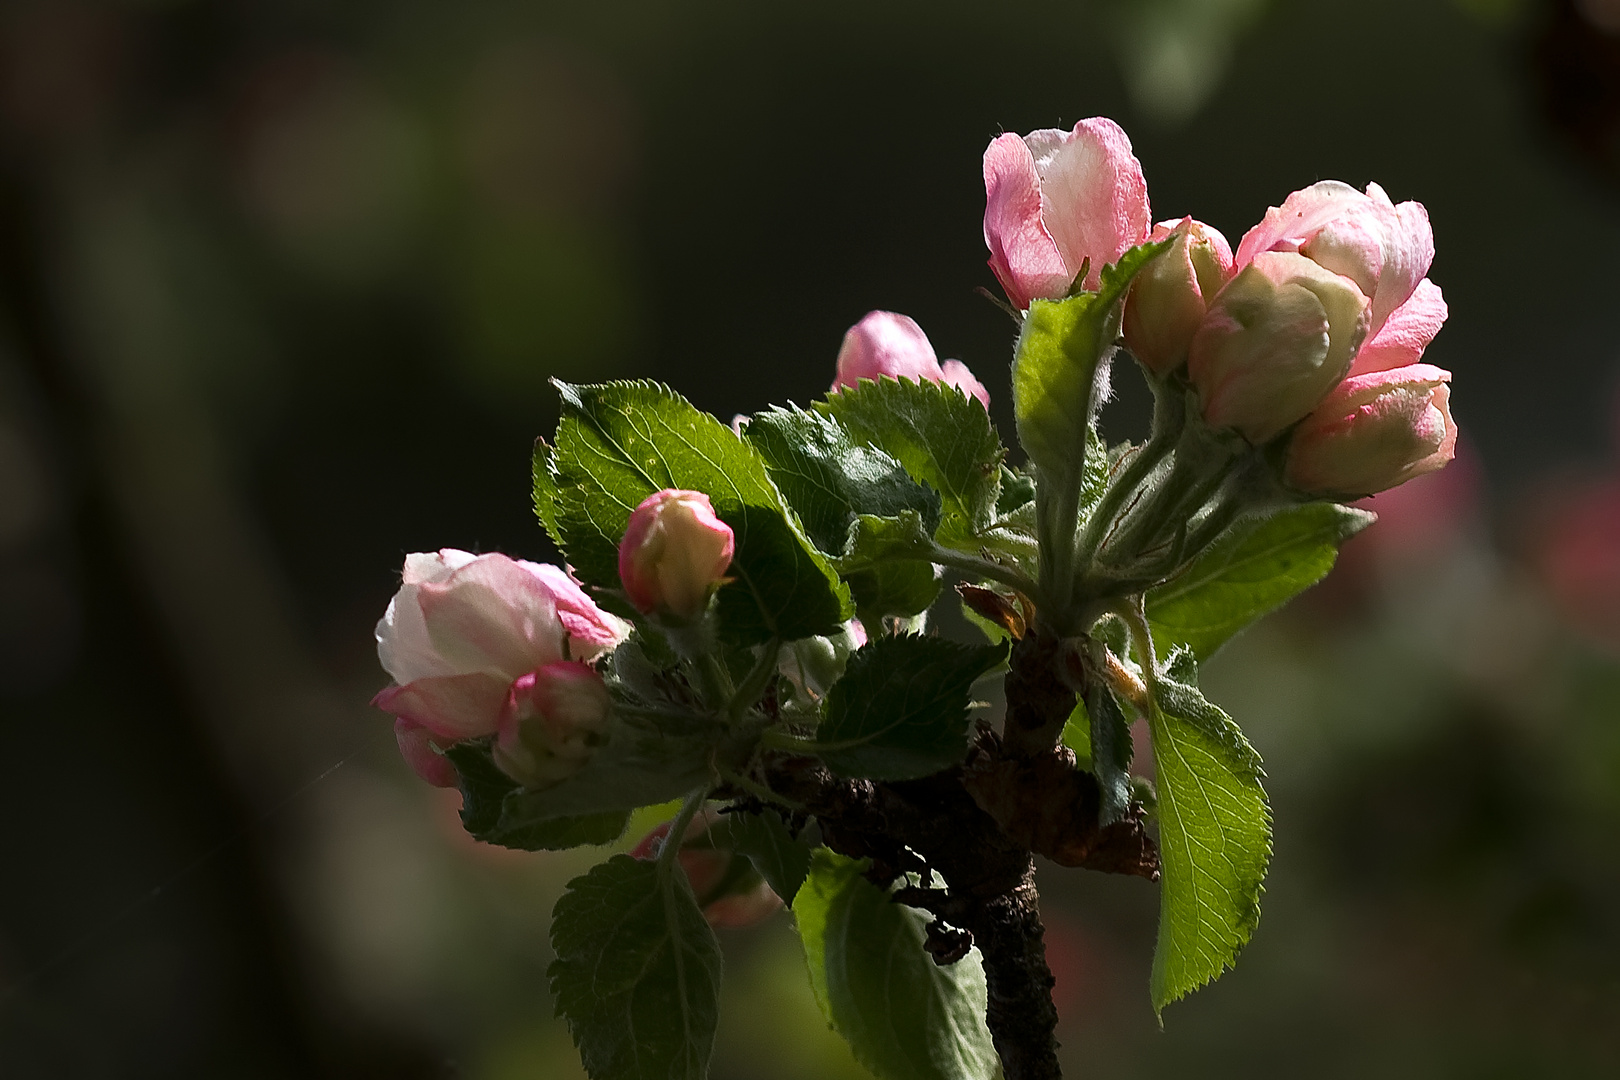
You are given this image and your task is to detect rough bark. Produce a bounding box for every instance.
[757,627,1159,1080]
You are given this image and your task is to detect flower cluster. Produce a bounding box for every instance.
[372,549,630,787]
[980,119,1455,498]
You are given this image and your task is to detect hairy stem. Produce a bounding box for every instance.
[658,787,712,877]
[1072,375,1185,577]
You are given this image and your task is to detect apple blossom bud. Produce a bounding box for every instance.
[780,619,866,699]
[373,549,628,768]
[982,118,1151,308]
[493,661,614,788]
[1284,363,1457,497]
[630,809,784,928]
[618,489,735,618]
[831,310,990,409]
[1122,217,1234,376]
[1188,250,1371,444]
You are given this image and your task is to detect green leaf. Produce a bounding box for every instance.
[1146,502,1376,660]
[1147,652,1272,1015]
[845,561,942,624]
[446,742,629,851]
[793,849,997,1080]
[1012,242,1168,485]
[548,379,851,643]
[995,465,1035,516]
[817,634,1008,780]
[1082,677,1134,826]
[1060,698,1092,767]
[533,437,563,543]
[711,807,814,905]
[550,855,723,1080]
[836,511,934,569]
[745,405,942,555]
[816,376,1005,549]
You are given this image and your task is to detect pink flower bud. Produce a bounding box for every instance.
[630,809,784,928]
[1234,180,1446,377]
[1284,363,1457,497]
[1122,217,1234,376]
[372,550,629,752]
[493,661,613,787]
[1188,251,1371,444]
[982,118,1151,309]
[1236,181,1433,334]
[618,490,735,618]
[830,310,990,409]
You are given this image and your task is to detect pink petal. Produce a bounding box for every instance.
[939,359,991,409]
[832,311,944,391]
[1028,118,1151,291]
[393,718,460,788]
[983,133,1071,309]
[1236,181,1368,268]
[519,561,629,658]
[416,553,566,679]
[1349,279,1448,377]
[373,672,513,740]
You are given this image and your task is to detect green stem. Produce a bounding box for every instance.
[1072,377,1185,578]
[658,787,712,877]
[728,639,782,722]
[717,765,806,812]
[688,652,734,711]
[1181,495,1245,563]
[926,542,1040,598]
[1112,595,1161,684]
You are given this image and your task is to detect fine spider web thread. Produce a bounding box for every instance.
[0,752,355,1006]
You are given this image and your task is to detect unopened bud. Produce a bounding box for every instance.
[618,489,735,618]
[1122,217,1233,376]
[493,661,613,787]
[779,619,867,699]
[1284,363,1457,497]
[831,311,990,409]
[1189,251,1370,443]
[630,809,784,928]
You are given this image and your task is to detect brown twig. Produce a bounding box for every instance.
[759,627,1159,1080]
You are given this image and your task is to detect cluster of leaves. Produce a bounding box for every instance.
[481,241,1378,1079]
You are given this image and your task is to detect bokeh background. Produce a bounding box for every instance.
[4,0,1620,1076]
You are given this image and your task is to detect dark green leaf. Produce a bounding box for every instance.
[446,742,629,851]
[1147,652,1271,1015]
[815,376,1005,549]
[547,380,851,643]
[550,855,723,1080]
[1012,242,1168,486]
[835,511,946,621]
[1082,677,1134,826]
[1060,697,1092,768]
[836,511,934,570]
[793,849,997,1080]
[711,807,814,905]
[995,465,1035,516]
[745,405,941,554]
[817,634,1008,780]
[844,561,942,624]
[533,437,562,543]
[1146,503,1376,660]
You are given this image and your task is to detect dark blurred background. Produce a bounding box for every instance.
[4,0,1620,1076]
